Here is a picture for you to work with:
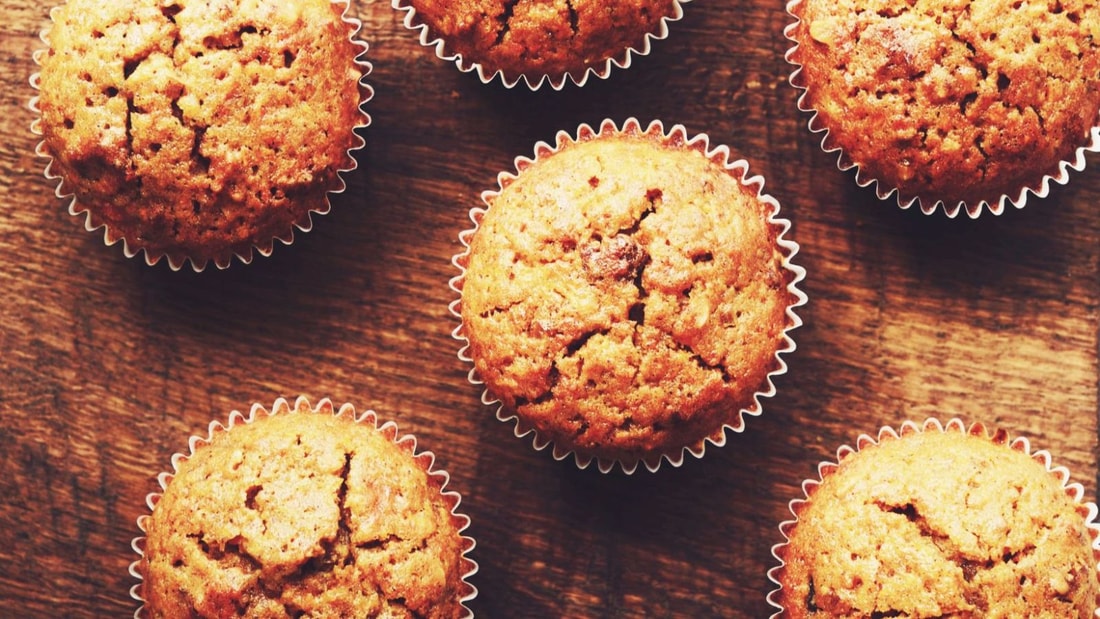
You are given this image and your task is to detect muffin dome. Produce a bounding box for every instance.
[786,0,1100,216]
[34,0,370,269]
[136,397,475,618]
[455,119,804,472]
[397,0,685,88]
[769,420,1100,618]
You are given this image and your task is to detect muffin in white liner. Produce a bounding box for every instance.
[392,0,690,90]
[449,118,807,474]
[784,0,1100,219]
[129,395,478,618]
[30,0,373,271]
[767,418,1100,617]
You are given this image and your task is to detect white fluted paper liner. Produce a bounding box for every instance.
[766,417,1100,617]
[448,117,808,474]
[29,1,373,271]
[128,395,478,619]
[783,0,1100,219]
[392,0,689,90]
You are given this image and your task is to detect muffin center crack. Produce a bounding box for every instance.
[579,193,658,330]
[357,534,406,553]
[261,451,355,610]
[477,299,523,320]
[875,500,952,550]
[188,531,261,572]
[336,452,354,566]
[124,99,138,172]
[203,24,265,51]
[515,361,562,409]
[493,0,520,46]
[680,340,731,383]
[806,575,818,612]
[564,330,601,357]
[191,126,211,174]
[871,499,1004,598]
[581,233,646,281]
[161,3,182,23]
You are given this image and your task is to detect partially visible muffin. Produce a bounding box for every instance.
[34,0,370,270]
[136,397,475,618]
[786,0,1100,216]
[396,0,685,89]
[454,119,805,472]
[769,420,1100,618]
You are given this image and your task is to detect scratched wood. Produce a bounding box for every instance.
[1,0,1098,617]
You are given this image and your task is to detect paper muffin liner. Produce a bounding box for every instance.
[448,117,808,474]
[766,417,1100,617]
[128,395,479,618]
[392,0,689,90]
[783,0,1100,219]
[29,1,373,272]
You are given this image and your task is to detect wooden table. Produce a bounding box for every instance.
[2,0,1098,617]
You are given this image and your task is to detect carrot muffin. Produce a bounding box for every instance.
[453,119,805,473]
[395,0,686,89]
[34,0,370,270]
[768,420,1100,618]
[785,0,1100,217]
[135,397,476,618]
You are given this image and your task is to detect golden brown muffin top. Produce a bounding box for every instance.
[774,429,1100,618]
[407,0,680,86]
[36,0,367,269]
[788,0,1100,212]
[459,127,800,470]
[141,406,470,619]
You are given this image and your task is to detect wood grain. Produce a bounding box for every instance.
[1,0,1098,617]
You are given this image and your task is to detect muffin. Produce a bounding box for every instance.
[450,118,806,473]
[131,396,477,618]
[767,418,1100,618]
[32,0,371,270]
[394,0,687,89]
[785,0,1100,217]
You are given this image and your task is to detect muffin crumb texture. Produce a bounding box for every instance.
[790,0,1100,208]
[36,0,365,267]
[408,0,680,83]
[776,430,1100,618]
[141,411,468,619]
[461,130,797,466]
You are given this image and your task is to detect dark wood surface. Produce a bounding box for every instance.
[2,0,1099,617]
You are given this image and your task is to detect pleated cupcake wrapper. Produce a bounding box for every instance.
[449,117,808,475]
[765,417,1100,618]
[391,0,689,90]
[128,395,479,619]
[29,1,373,272]
[783,0,1100,219]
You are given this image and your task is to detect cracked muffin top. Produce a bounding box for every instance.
[401,0,682,88]
[787,0,1100,215]
[139,400,473,618]
[771,426,1100,618]
[456,121,802,472]
[35,0,368,270]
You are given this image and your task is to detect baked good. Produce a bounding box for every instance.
[34,0,370,270]
[453,118,805,473]
[395,0,685,89]
[135,397,476,618]
[785,0,1100,216]
[768,419,1100,618]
